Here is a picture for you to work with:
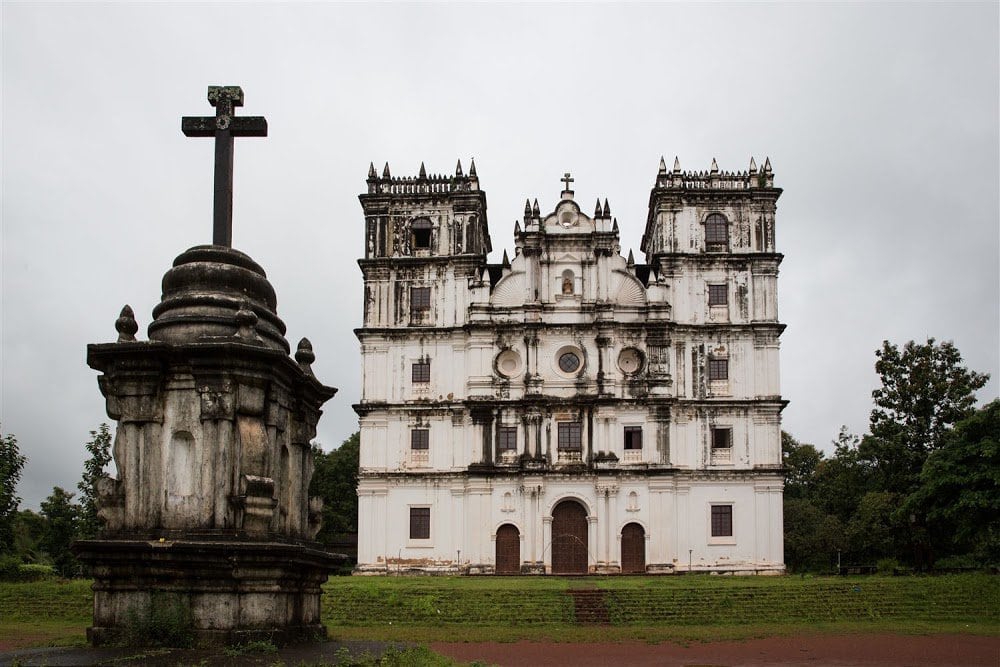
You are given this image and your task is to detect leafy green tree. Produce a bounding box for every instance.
[783,497,844,572]
[845,490,907,563]
[77,424,113,539]
[39,487,79,577]
[782,431,823,500]
[811,428,872,525]
[12,509,47,563]
[309,432,359,544]
[905,400,1000,565]
[863,338,989,495]
[0,428,27,554]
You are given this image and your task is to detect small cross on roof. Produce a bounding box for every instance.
[561,172,574,192]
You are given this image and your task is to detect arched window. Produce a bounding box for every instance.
[704,214,729,252]
[412,218,432,250]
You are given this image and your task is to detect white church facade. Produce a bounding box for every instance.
[354,158,785,575]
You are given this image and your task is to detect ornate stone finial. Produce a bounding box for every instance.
[382,162,391,178]
[115,305,138,343]
[612,218,619,233]
[594,199,603,217]
[368,162,377,179]
[418,162,427,179]
[532,199,540,216]
[710,158,719,174]
[603,199,611,218]
[514,220,521,234]
[524,199,532,217]
[468,158,477,177]
[764,157,772,174]
[455,159,463,177]
[673,156,681,173]
[234,301,260,342]
[502,249,510,268]
[658,156,667,174]
[749,157,758,174]
[295,337,316,376]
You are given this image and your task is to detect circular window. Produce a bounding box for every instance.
[495,349,523,378]
[558,352,581,373]
[618,348,644,375]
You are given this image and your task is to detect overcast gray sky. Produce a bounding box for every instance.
[2,3,997,509]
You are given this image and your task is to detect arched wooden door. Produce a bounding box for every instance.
[621,522,646,574]
[496,524,520,575]
[551,500,588,574]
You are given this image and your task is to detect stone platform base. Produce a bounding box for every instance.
[73,538,343,646]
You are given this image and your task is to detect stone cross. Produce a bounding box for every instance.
[182,86,267,247]
[561,172,574,192]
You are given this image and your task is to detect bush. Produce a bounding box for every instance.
[933,554,979,570]
[0,555,56,582]
[876,557,900,574]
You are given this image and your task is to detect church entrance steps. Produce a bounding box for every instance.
[567,586,611,625]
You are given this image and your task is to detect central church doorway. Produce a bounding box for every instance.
[495,524,520,574]
[551,500,589,574]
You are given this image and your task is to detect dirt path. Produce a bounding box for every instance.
[431,634,1000,666]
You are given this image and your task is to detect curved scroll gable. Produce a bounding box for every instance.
[612,270,648,306]
[491,271,527,307]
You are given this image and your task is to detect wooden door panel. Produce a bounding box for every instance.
[496,524,520,575]
[552,501,588,574]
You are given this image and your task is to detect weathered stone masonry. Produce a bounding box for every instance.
[355,157,785,575]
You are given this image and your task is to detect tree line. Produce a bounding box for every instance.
[1,338,995,577]
[783,339,996,572]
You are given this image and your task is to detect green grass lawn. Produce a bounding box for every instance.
[320,573,1000,643]
[1,574,997,649]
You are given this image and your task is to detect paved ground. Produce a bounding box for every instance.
[431,634,1000,667]
[0,640,405,666]
[2,634,997,666]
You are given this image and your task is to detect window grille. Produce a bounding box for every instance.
[708,284,728,306]
[558,422,582,450]
[410,507,430,539]
[711,505,733,537]
[708,358,729,381]
[410,429,429,450]
[410,287,431,312]
[705,214,729,251]
[497,427,517,452]
[559,352,581,373]
[412,361,430,383]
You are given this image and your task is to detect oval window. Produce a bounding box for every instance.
[558,352,581,373]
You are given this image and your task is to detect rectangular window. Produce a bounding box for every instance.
[412,361,430,383]
[558,422,582,451]
[410,428,429,450]
[409,507,430,539]
[711,427,732,449]
[497,426,517,452]
[708,358,729,381]
[624,426,643,450]
[711,505,733,537]
[410,286,431,313]
[707,284,728,306]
